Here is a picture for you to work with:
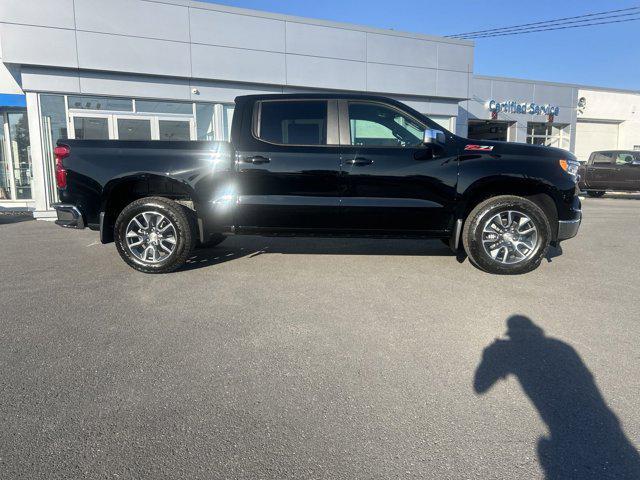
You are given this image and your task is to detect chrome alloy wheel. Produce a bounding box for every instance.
[125,211,177,264]
[481,210,538,265]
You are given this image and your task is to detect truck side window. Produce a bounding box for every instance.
[592,152,614,165]
[348,103,425,148]
[257,101,327,146]
[614,153,634,165]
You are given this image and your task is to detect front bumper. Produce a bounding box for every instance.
[557,214,581,241]
[51,203,85,229]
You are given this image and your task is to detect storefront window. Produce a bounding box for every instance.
[8,112,32,199]
[196,104,216,141]
[223,105,234,141]
[68,95,133,112]
[527,123,570,149]
[468,120,512,142]
[136,100,193,115]
[41,94,68,205]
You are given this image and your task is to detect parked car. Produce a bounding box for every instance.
[52,94,581,275]
[578,150,640,197]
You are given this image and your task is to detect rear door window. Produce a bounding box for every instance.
[256,101,327,146]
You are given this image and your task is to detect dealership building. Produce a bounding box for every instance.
[1,0,639,217]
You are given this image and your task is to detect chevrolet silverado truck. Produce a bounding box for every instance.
[52,94,582,275]
[578,150,640,197]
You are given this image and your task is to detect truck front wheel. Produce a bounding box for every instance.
[114,197,196,274]
[462,195,551,275]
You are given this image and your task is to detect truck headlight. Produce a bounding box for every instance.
[559,159,579,180]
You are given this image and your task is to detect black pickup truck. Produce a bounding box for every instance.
[578,150,640,197]
[53,93,581,275]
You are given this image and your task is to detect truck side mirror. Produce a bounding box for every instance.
[423,128,446,146]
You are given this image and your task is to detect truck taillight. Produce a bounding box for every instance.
[54,145,70,189]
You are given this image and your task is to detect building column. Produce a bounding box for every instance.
[25,92,54,219]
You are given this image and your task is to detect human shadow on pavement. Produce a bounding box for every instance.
[474,315,640,479]
[181,236,455,271]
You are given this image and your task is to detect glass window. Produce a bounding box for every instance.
[196,104,216,141]
[136,100,193,115]
[40,95,68,204]
[41,95,68,144]
[526,122,570,149]
[74,117,110,140]
[68,95,133,112]
[117,118,152,140]
[8,112,32,199]
[614,152,637,165]
[591,152,614,165]
[0,116,11,200]
[223,105,234,141]
[349,102,424,147]
[159,120,191,141]
[468,121,510,142]
[258,101,327,145]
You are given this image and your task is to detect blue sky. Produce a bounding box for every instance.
[204,0,640,90]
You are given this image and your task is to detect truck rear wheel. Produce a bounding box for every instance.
[462,195,551,275]
[114,197,196,274]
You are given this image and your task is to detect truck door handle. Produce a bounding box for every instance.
[243,156,270,164]
[345,157,373,166]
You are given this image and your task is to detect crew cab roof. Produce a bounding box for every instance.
[235,93,403,102]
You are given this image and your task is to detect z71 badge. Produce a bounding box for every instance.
[464,145,494,151]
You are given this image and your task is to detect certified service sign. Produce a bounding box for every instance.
[488,100,560,116]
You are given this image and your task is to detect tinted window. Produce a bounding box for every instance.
[348,103,424,147]
[592,152,614,165]
[136,100,193,115]
[68,96,132,112]
[614,153,637,165]
[257,101,327,145]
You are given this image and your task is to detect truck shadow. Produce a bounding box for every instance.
[474,315,640,479]
[0,214,34,225]
[182,236,456,271]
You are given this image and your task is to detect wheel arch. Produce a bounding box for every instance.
[458,177,559,243]
[100,175,197,243]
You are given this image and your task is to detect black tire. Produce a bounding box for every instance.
[197,234,226,249]
[462,195,551,275]
[114,196,196,273]
[586,190,606,198]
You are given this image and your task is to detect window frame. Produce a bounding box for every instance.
[339,100,430,148]
[252,99,339,147]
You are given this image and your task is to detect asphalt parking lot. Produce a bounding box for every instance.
[1,196,639,479]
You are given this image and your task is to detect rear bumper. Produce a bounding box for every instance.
[51,203,85,229]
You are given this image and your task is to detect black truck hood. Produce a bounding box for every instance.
[459,139,576,161]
